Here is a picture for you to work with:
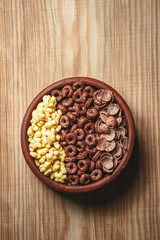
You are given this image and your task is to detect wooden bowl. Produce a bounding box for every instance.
[21,77,135,194]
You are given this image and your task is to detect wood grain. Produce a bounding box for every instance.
[0,0,160,239]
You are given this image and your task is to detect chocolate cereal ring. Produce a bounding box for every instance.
[74,128,85,140]
[66,112,77,122]
[88,161,95,172]
[62,98,73,107]
[62,85,73,98]
[84,86,94,96]
[66,162,78,175]
[72,111,79,117]
[65,145,77,157]
[73,90,83,103]
[78,160,88,171]
[96,160,102,169]
[85,134,97,147]
[74,103,86,115]
[51,90,63,102]
[68,175,79,185]
[81,92,89,103]
[84,122,95,134]
[78,116,88,128]
[68,106,75,112]
[57,103,67,115]
[80,174,90,185]
[77,151,88,160]
[66,133,77,145]
[60,116,70,128]
[86,107,99,120]
[65,157,76,162]
[76,141,86,152]
[60,131,66,141]
[91,169,102,181]
[92,151,101,162]
[73,81,85,91]
[85,97,93,108]
[70,124,78,132]
[85,146,97,155]
[77,170,85,176]
[60,129,69,141]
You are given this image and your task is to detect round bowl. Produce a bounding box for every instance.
[21,77,135,194]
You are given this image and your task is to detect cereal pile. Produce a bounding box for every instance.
[51,81,128,185]
[27,95,67,183]
[94,89,128,173]
[27,81,128,186]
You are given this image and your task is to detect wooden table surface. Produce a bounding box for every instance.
[0,0,160,239]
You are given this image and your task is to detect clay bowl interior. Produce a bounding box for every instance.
[21,77,135,194]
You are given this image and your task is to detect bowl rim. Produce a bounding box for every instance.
[21,77,135,194]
